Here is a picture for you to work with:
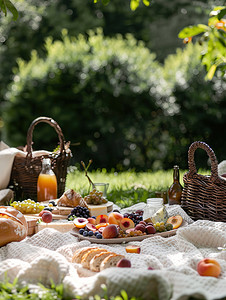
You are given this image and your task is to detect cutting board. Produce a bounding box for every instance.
[45,201,113,216]
[25,213,67,236]
[25,215,39,236]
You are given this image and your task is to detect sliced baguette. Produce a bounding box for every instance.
[81,248,108,269]
[90,251,113,272]
[100,254,125,271]
[72,247,98,263]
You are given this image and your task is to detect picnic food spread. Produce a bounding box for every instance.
[4,187,185,246]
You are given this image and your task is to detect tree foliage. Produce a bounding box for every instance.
[178,6,226,80]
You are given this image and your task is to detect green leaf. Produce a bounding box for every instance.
[178,24,209,39]
[5,0,18,20]
[121,290,129,300]
[210,6,226,16]
[130,0,140,11]
[142,0,150,7]
[218,8,226,20]
[206,64,217,80]
[0,0,7,16]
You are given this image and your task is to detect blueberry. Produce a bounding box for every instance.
[91,216,96,219]
[83,231,88,237]
[76,212,80,217]
[44,207,53,212]
[94,231,99,236]
[88,231,94,236]
[79,229,84,235]
[49,200,57,206]
[96,233,102,239]
[123,213,128,218]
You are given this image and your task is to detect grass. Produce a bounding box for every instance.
[66,168,185,208]
[66,168,210,208]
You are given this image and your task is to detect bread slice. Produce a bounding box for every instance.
[72,247,98,263]
[90,251,113,272]
[100,254,125,271]
[81,248,108,269]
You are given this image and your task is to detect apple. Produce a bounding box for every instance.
[197,258,221,278]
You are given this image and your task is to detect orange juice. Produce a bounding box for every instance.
[37,173,57,202]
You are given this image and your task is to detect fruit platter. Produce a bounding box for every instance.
[70,207,185,244]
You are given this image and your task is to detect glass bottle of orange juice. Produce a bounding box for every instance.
[37,158,57,202]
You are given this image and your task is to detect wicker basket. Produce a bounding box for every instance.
[9,117,72,200]
[181,141,226,222]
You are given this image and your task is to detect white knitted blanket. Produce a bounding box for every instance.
[0,205,226,300]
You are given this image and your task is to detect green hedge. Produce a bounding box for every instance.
[163,43,226,168]
[3,32,226,170]
[3,29,168,170]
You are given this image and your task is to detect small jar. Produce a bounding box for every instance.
[143,198,163,219]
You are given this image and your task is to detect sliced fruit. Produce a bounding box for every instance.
[96,222,109,229]
[86,222,97,232]
[73,217,88,228]
[108,212,124,225]
[166,215,183,229]
[97,227,105,234]
[87,217,96,225]
[96,214,108,224]
[119,217,135,231]
[125,245,141,254]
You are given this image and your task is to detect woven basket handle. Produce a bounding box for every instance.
[26,117,65,157]
[187,141,219,181]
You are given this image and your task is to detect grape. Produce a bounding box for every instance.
[10,200,45,214]
[125,211,144,226]
[84,189,108,205]
[67,205,90,221]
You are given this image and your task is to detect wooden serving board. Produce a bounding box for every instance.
[70,227,178,244]
[25,213,67,236]
[25,215,39,236]
[50,201,113,216]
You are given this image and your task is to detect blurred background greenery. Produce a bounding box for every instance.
[0,0,226,171]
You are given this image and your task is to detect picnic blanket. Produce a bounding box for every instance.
[0,205,226,300]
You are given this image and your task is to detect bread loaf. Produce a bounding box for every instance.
[0,206,28,247]
[58,189,88,208]
[90,251,113,272]
[81,248,108,269]
[100,254,125,271]
[72,247,98,263]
